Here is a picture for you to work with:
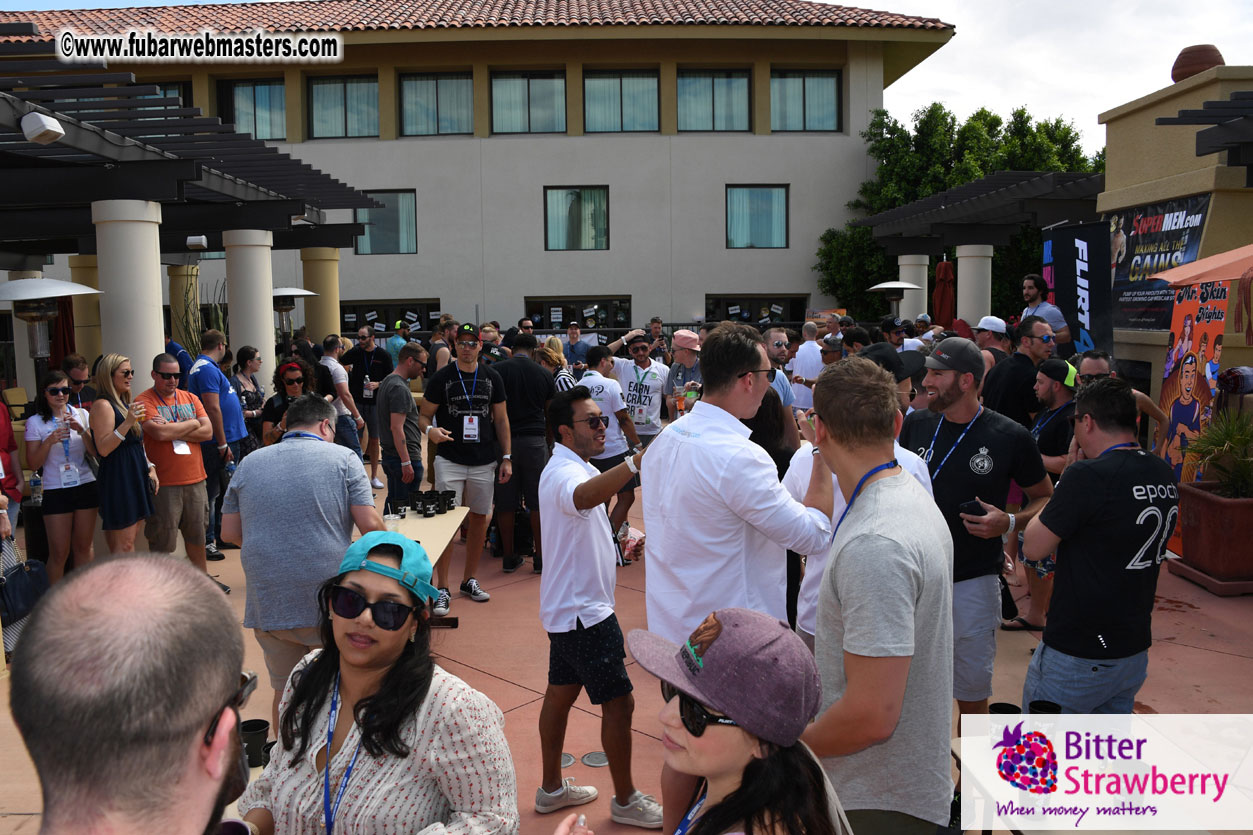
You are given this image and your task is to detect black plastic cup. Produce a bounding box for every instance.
[262,739,277,767]
[440,490,457,512]
[989,702,1021,714]
[1028,700,1061,714]
[240,719,270,767]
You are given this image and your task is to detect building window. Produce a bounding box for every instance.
[677,70,750,131]
[141,81,191,106]
[355,191,417,254]
[400,73,473,136]
[200,251,225,260]
[218,79,285,140]
[705,295,808,325]
[309,76,378,138]
[770,71,839,132]
[491,71,566,134]
[544,187,609,251]
[584,71,659,132]
[726,186,788,248]
[525,297,631,332]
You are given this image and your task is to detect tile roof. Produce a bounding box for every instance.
[1,0,951,38]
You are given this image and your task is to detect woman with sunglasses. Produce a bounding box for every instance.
[628,608,849,835]
[88,353,156,553]
[239,532,518,835]
[231,345,266,459]
[24,370,99,582]
[261,359,316,446]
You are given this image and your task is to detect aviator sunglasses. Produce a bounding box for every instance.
[660,681,739,737]
[582,415,611,429]
[329,585,416,631]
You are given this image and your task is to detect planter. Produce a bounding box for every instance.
[1177,481,1253,583]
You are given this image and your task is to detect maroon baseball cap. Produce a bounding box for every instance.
[628,608,821,746]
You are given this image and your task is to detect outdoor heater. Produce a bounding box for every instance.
[272,286,318,346]
[867,280,922,320]
[0,277,101,384]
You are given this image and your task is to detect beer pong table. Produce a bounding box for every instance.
[355,505,468,628]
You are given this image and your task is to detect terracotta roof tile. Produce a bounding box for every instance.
[1,0,951,39]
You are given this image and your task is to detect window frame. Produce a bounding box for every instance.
[398,71,474,136]
[216,77,285,141]
[543,185,611,252]
[490,70,567,135]
[725,184,790,250]
[769,69,842,133]
[676,69,752,133]
[307,74,380,139]
[354,189,418,255]
[582,70,660,133]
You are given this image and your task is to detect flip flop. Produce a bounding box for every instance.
[1000,616,1044,632]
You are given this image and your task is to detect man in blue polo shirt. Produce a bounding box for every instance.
[188,329,248,560]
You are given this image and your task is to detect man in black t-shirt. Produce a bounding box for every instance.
[419,323,512,617]
[900,337,1053,716]
[1022,377,1178,713]
[378,342,428,514]
[972,315,1011,376]
[979,315,1053,429]
[342,327,395,489]
[491,333,556,573]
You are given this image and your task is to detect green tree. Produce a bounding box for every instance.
[815,103,1104,320]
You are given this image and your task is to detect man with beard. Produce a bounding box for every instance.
[1163,353,1204,480]
[9,555,251,835]
[980,315,1054,429]
[899,338,1052,718]
[1020,274,1070,350]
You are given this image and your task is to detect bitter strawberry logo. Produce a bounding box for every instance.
[994,722,1058,794]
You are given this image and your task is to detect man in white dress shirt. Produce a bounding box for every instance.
[790,321,824,410]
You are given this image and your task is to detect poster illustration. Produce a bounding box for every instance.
[1107,195,1210,330]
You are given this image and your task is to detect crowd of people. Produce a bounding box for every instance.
[5,274,1184,834]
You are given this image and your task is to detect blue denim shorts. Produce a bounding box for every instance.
[1021,642,1148,714]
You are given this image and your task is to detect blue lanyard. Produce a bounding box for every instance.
[323,672,364,835]
[673,790,706,835]
[831,459,898,544]
[1030,403,1069,439]
[283,431,323,442]
[1100,442,1139,456]
[924,406,983,480]
[456,364,479,402]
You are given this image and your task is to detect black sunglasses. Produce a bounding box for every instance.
[69,377,88,386]
[120,369,135,378]
[284,376,305,385]
[46,387,73,396]
[582,415,611,429]
[660,681,738,737]
[203,670,258,746]
[155,371,179,381]
[1078,372,1111,384]
[329,585,415,631]
[771,340,788,348]
[629,344,651,353]
[737,367,777,383]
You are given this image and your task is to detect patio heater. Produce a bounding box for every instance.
[867,280,922,320]
[0,277,101,385]
[273,286,318,350]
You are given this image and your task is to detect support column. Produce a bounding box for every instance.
[68,255,101,363]
[91,199,164,372]
[955,244,994,326]
[167,264,201,353]
[897,254,929,322]
[224,230,275,392]
[300,247,341,342]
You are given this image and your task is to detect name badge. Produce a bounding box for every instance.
[634,405,648,425]
[60,462,81,488]
[463,415,480,442]
[0,455,5,479]
[173,439,192,455]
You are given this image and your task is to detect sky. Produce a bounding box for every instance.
[5,0,1251,156]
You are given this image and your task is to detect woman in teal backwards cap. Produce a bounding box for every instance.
[239,532,519,834]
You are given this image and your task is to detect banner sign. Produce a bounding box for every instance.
[1044,222,1113,354]
[960,713,1253,831]
[1155,280,1228,482]
[1107,195,1211,330]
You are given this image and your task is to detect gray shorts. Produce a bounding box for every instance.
[952,574,999,701]
[254,627,323,690]
[144,481,208,552]
[436,461,496,516]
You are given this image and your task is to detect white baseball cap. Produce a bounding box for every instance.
[974,315,1007,334]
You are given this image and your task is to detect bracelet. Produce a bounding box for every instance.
[113,428,127,442]
[501,453,512,461]
[401,460,413,468]
[217,443,228,451]
[625,455,639,475]
[424,425,433,437]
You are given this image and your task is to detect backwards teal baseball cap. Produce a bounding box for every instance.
[337,532,439,604]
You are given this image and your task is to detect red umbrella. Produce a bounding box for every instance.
[932,259,956,329]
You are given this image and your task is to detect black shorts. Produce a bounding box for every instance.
[547,614,633,705]
[358,401,378,436]
[41,481,100,516]
[591,452,637,492]
[494,434,548,510]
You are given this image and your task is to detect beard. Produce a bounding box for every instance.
[927,378,962,413]
[201,729,250,835]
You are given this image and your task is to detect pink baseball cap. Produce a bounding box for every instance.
[672,329,701,352]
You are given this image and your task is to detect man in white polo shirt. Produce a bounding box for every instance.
[535,386,662,829]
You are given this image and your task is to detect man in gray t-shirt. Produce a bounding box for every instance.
[799,357,954,833]
[378,342,428,514]
[221,394,384,728]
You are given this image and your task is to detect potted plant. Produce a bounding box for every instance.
[1174,409,1253,590]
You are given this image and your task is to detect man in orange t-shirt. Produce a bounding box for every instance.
[136,354,213,571]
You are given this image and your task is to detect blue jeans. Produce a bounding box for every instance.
[333,414,363,460]
[1021,642,1148,714]
[202,440,241,546]
[381,452,424,515]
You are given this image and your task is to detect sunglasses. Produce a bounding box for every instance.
[582,415,611,429]
[329,585,416,631]
[203,670,258,746]
[284,376,305,385]
[69,377,88,387]
[119,369,135,378]
[661,681,739,737]
[46,387,73,396]
[630,345,651,353]
[1078,372,1111,384]
[771,340,788,348]
[1026,333,1055,344]
[737,367,777,383]
[893,329,907,336]
[155,371,179,381]
[457,340,480,348]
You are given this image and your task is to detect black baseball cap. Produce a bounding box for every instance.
[838,315,855,327]
[858,343,925,383]
[880,316,904,333]
[481,344,508,363]
[565,320,582,329]
[820,335,843,353]
[456,323,480,340]
[1039,358,1078,389]
[924,337,985,383]
[626,332,651,347]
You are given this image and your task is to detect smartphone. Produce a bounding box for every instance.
[958,499,987,517]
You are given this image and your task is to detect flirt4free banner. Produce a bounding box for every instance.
[959,714,1253,830]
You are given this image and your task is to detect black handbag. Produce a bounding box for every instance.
[1,537,50,627]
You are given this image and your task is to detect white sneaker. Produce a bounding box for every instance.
[459,578,490,602]
[535,778,598,814]
[432,588,451,617]
[611,790,663,829]
[371,476,385,489]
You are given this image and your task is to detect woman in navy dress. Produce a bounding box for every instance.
[89,353,157,553]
